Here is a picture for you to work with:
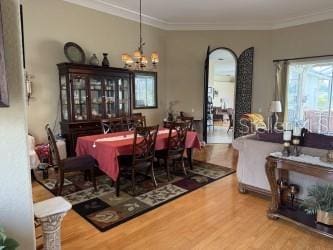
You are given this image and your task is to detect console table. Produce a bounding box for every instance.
[266,152,333,239]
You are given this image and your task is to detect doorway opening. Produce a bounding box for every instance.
[205,48,237,144]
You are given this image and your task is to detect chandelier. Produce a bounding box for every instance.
[121,0,159,70]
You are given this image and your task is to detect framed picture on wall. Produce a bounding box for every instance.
[133,71,157,109]
[0,2,9,107]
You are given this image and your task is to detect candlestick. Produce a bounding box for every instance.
[283,130,292,141]
[293,127,301,136]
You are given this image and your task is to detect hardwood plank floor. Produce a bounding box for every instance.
[32,144,333,249]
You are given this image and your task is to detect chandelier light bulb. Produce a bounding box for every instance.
[151,52,159,64]
[141,56,148,65]
[126,57,134,66]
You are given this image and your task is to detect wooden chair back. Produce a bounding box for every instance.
[177,116,194,131]
[101,119,111,134]
[167,122,188,155]
[126,115,146,130]
[132,125,159,165]
[110,117,126,132]
[45,124,61,167]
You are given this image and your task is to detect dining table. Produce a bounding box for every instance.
[76,128,201,181]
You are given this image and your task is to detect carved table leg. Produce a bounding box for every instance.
[37,212,67,250]
[265,158,280,220]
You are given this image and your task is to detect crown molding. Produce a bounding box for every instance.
[63,0,333,31]
[63,0,169,29]
[272,8,333,30]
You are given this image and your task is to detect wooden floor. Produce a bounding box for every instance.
[32,144,333,249]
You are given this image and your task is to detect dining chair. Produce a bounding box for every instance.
[101,118,112,134]
[101,117,126,134]
[110,117,126,132]
[45,124,97,195]
[156,122,188,181]
[117,125,159,196]
[176,116,194,131]
[125,115,146,130]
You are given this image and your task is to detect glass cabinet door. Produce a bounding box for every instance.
[72,75,88,121]
[89,78,103,120]
[118,77,130,116]
[60,75,68,120]
[104,78,117,118]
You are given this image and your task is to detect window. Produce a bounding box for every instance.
[133,71,157,109]
[286,59,333,134]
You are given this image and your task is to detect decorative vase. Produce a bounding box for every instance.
[89,53,99,66]
[316,210,333,226]
[102,53,110,67]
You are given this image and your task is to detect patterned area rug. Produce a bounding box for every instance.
[34,161,235,232]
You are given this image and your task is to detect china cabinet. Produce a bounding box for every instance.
[57,63,132,156]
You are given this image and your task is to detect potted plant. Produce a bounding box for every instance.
[301,184,333,226]
[0,226,19,250]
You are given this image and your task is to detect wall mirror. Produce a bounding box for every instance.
[133,71,157,109]
[203,47,254,142]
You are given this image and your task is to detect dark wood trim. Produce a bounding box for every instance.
[132,70,158,109]
[203,46,210,142]
[0,2,8,107]
[20,4,25,69]
[273,54,333,63]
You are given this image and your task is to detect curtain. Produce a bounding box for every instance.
[274,61,288,121]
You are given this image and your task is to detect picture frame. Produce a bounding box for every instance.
[0,2,8,107]
[133,71,157,109]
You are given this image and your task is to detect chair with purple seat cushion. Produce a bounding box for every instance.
[45,124,97,195]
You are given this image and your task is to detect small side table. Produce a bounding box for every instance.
[34,197,72,250]
[266,153,333,239]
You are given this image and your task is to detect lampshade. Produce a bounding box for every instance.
[121,53,129,62]
[141,55,148,65]
[270,101,282,112]
[151,52,159,63]
[126,56,134,65]
[133,50,141,59]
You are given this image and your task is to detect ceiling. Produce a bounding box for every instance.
[65,0,333,30]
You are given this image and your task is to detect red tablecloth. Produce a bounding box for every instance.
[76,129,201,181]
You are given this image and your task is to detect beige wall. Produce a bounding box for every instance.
[272,19,333,59]
[23,0,166,143]
[0,0,35,248]
[165,30,273,119]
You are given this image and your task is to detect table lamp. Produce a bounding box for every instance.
[270,101,282,130]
